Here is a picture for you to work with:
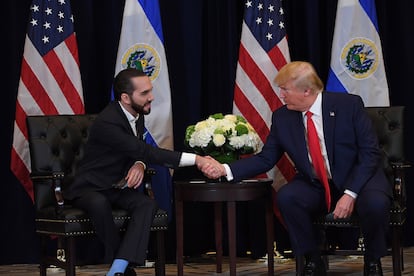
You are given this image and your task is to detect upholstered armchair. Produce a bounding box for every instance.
[295,106,410,276]
[26,114,168,276]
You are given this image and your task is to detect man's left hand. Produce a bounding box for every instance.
[332,193,355,219]
[125,162,145,189]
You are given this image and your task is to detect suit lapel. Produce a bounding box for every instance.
[113,101,137,137]
[290,111,314,177]
[322,93,336,171]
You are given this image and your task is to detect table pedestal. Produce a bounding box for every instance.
[175,179,274,276]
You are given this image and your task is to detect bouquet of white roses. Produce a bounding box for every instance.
[184,113,261,163]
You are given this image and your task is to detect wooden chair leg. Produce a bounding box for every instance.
[155,230,166,276]
[265,198,274,276]
[66,237,76,276]
[175,199,184,276]
[391,226,403,276]
[320,228,329,271]
[39,235,47,276]
[296,255,304,275]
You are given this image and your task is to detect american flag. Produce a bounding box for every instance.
[11,0,84,201]
[233,0,296,201]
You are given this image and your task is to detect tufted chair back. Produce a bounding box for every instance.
[26,114,167,276]
[295,106,409,276]
[366,107,405,185]
[27,114,96,211]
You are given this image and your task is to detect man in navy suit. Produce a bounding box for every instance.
[65,68,212,276]
[202,61,391,276]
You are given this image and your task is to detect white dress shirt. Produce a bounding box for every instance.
[305,93,357,199]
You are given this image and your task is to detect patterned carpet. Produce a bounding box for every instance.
[2,247,413,275]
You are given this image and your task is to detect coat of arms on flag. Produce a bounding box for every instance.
[341,38,379,79]
[120,43,161,81]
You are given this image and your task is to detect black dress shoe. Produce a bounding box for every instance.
[364,260,383,276]
[125,266,137,276]
[113,266,136,276]
[303,259,327,276]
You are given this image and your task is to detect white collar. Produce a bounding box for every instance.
[118,101,139,123]
[302,92,323,117]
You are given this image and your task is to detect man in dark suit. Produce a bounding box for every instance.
[202,61,391,276]
[64,68,212,276]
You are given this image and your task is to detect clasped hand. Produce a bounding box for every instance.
[196,155,226,179]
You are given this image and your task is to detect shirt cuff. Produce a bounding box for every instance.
[179,152,197,167]
[344,189,357,199]
[223,164,234,181]
[134,161,146,170]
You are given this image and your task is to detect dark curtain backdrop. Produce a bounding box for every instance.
[2,0,414,264]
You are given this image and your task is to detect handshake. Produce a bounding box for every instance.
[195,155,227,179]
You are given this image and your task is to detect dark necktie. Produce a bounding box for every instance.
[306,111,331,210]
[135,122,140,140]
[135,118,143,141]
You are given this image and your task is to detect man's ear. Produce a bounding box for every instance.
[120,92,130,104]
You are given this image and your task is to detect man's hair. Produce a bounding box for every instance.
[113,68,147,100]
[274,61,324,93]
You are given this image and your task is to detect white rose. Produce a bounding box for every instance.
[224,114,237,122]
[220,119,236,134]
[212,134,226,147]
[245,133,261,151]
[195,121,208,131]
[189,128,212,148]
[229,136,245,149]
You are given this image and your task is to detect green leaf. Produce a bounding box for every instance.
[223,143,236,152]
[213,151,239,164]
[236,115,247,123]
[184,125,195,142]
[223,128,233,137]
[235,123,248,135]
[214,128,224,134]
[210,113,224,120]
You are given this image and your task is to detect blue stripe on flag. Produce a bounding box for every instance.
[144,129,172,219]
[326,69,347,93]
[359,0,379,31]
[137,0,164,43]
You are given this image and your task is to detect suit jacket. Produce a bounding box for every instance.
[230,92,391,197]
[65,101,182,200]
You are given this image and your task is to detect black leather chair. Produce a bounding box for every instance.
[26,114,168,276]
[295,106,409,276]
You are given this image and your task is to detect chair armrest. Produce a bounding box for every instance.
[31,171,65,208]
[144,168,156,200]
[391,161,412,208]
[31,168,157,207]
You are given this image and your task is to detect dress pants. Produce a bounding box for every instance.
[72,187,157,265]
[276,177,390,259]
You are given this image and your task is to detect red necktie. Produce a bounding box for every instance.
[306,111,331,211]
